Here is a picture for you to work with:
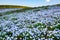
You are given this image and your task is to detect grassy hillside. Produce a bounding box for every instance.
[0,5,31,8]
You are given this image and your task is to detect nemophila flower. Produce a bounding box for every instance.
[0,5,60,40]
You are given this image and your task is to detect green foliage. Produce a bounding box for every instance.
[0,26,3,31]
[3,16,8,20]
[55,24,60,29]
[33,23,46,28]
[55,4,60,6]
[53,36,59,40]
[0,13,3,16]
[42,6,49,9]
[17,33,23,39]
[34,23,41,28]
[0,34,6,38]
[25,32,33,40]
[31,21,35,23]
[11,17,17,21]
[0,32,6,40]
[16,32,33,40]
[28,25,33,28]
[33,9,40,12]
[47,34,58,40]
[6,32,13,37]
[58,20,60,23]
[47,26,55,31]
[4,11,13,15]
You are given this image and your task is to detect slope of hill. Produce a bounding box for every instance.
[0,5,31,8]
[0,4,60,40]
[0,5,32,15]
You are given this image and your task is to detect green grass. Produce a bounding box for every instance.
[0,5,31,8]
[11,17,17,21]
